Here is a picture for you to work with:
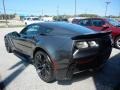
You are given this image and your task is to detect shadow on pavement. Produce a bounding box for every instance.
[93,53,120,90]
[0,82,4,90]
[0,53,30,90]
[0,74,4,90]
[8,61,23,70]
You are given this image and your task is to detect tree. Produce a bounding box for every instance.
[78,14,99,18]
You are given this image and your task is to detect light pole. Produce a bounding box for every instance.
[2,0,8,26]
[41,9,43,17]
[119,12,120,17]
[57,5,59,17]
[74,0,77,18]
[105,1,111,17]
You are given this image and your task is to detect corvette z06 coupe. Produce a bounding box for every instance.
[4,22,112,82]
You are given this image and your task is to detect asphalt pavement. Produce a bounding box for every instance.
[0,28,120,90]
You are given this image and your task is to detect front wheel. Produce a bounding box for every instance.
[115,36,120,49]
[34,51,55,83]
[5,41,12,53]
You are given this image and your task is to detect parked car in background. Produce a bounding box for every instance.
[24,17,44,25]
[72,18,81,23]
[72,18,120,49]
[4,22,112,83]
[41,16,54,22]
[54,18,68,22]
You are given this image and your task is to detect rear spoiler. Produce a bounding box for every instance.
[72,31,112,40]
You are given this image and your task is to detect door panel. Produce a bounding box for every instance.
[11,33,24,52]
[18,35,36,55]
[15,24,41,56]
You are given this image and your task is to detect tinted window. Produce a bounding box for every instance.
[50,28,73,35]
[79,20,91,26]
[32,18,39,20]
[92,19,105,27]
[41,22,96,35]
[107,18,120,26]
[41,27,53,34]
[42,27,71,35]
[72,19,80,23]
[21,24,40,35]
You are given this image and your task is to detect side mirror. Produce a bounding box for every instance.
[12,31,20,37]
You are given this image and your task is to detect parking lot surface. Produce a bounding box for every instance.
[0,28,120,90]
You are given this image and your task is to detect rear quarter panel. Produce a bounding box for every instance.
[34,35,74,68]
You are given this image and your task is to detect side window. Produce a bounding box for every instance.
[42,28,53,34]
[21,25,40,35]
[47,28,73,35]
[41,27,72,35]
[92,20,105,27]
[27,18,30,20]
[79,20,91,26]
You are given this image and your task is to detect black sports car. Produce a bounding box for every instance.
[4,22,112,82]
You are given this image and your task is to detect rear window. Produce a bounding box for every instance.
[41,27,72,35]
[91,19,105,27]
[72,19,80,23]
[79,19,91,26]
[41,22,96,35]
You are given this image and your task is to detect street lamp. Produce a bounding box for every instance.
[105,1,111,17]
[41,9,43,17]
[57,5,59,17]
[2,0,8,26]
[74,0,77,18]
[119,12,120,17]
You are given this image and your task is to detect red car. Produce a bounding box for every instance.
[72,18,120,49]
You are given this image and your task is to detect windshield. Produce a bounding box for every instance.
[107,18,120,26]
[32,18,40,20]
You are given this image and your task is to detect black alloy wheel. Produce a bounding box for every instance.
[34,51,55,82]
[5,42,12,53]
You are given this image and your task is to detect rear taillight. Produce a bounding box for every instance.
[75,40,99,49]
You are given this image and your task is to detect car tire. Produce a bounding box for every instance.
[5,42,12,53]
[34,51,55,83]
[115,36,120,49]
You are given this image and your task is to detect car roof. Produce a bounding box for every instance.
[38,22,84,29]
[36,22,96,35]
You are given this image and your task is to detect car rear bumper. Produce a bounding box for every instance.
[55,48,111,81]
[55,35,112,81]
